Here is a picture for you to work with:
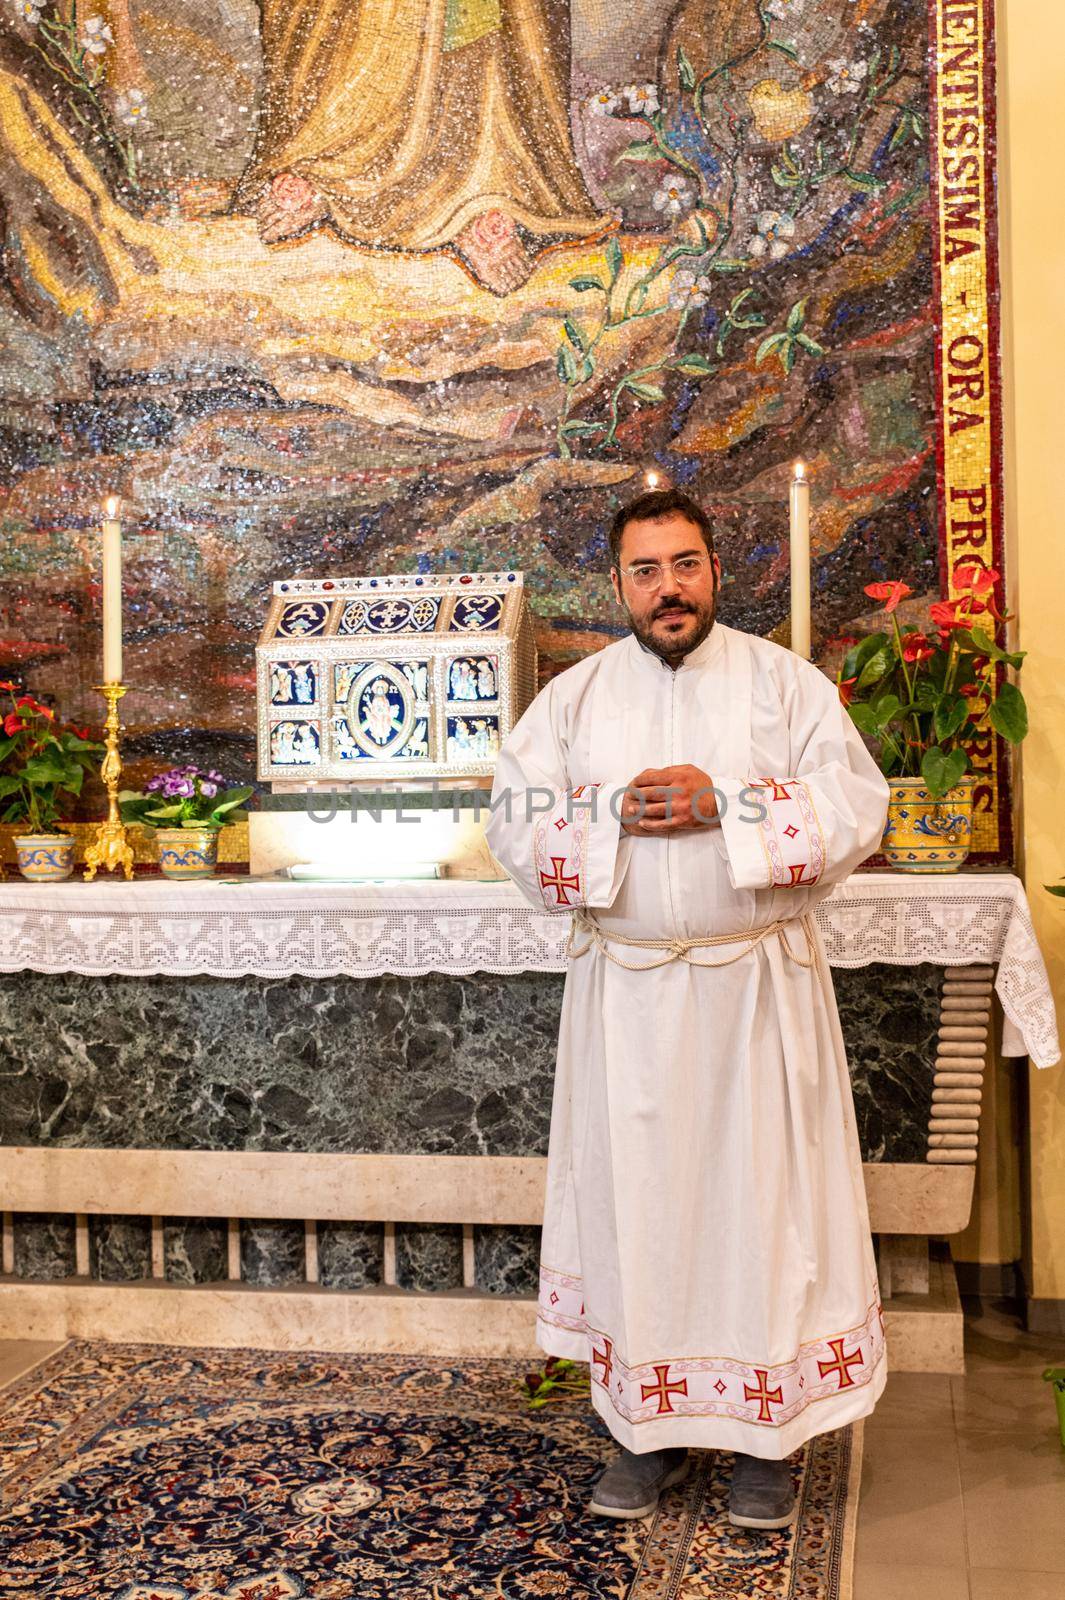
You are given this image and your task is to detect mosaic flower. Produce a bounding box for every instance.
[81,16,114,54]
[748,79,814,142]
[766,0,805,18]
[586,88,620,116]
[826,58,869,95]
[114,87,150,128]
[624,82,660,116]
[668,270,712,310]
[653,176,693,217]
[749,210,796,259]
[12,0,40,23]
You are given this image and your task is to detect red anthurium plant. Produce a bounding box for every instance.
[838,564,1027,799]
[0,684,105,833]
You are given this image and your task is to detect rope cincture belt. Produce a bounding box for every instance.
[566,909,818,972]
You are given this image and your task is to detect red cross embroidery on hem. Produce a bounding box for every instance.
[713,1379,727,1395]
[592,1339,614,1388]
[744,1368,784,1422]
[817,1338,865,1390]
[554,816,569,830]
[783,823,800,838]
[539,857,581,906]
[640,1364,688,1415]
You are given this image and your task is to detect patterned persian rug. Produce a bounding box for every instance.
[0,1341,863,1599]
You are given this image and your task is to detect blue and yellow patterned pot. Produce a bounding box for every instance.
[881,775,974,872]
[155,826,220,880]
[14,833,75,882]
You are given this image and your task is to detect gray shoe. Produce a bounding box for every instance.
[728,1451,796,1529]
[588,1445,688,1519]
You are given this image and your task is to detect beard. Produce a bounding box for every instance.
[627,586,717,663]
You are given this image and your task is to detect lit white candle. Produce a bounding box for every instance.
[102,496,123,683]
[789,460,811,659]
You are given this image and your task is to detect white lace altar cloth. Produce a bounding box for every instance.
[0,871,1057,1067]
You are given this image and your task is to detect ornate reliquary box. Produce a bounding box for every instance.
[255,571,537,786]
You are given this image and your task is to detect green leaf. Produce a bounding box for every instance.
[1045,885,1065,898]
[771,163,802,189]
[767,38,799,61]
[626,381,666,402]
[847,703,880,736]
[669,352,716,375]
[568,276,606,294]
[560,420,607,437]
[786,298,807,333]
[19,755,69,786]
[0,774,23,798]
[755,331,786,365]
[871,692,901,729]
[556,343,578,384]
[988,680,1028,743]
[934,696,969,742]
[617,141,664,163]
[842,632,891,683]
[795,333,825,356]
[605,237,623,284]
[842,169,885,191]
[710,258,748,272]
[921,745,969,798]
[563,316,586,352]
[857,647,893,688]
[677,44,695,90]
[968,625,997,656]
[212,788,254,815]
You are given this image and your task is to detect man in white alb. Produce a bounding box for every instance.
[484,488,890,1528]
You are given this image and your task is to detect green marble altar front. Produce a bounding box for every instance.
[0,964,942,1291]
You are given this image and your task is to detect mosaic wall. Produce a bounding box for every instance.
[0,0,1007,849]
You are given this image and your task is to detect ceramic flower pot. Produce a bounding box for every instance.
[13,833,76,882]
[155,827,220,881]
[881,775,975,872]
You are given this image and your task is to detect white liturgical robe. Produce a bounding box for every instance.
[484,622,892,1458]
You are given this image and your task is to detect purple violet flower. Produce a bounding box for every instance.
[200,781,218,798]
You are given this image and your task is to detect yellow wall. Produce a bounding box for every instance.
[997,0,1065,1310]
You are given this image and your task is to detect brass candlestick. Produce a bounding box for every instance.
[83,683,135,881]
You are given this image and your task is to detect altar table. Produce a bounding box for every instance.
[0,870,1057,1370]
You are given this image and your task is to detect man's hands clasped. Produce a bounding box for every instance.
[621,765,721,836]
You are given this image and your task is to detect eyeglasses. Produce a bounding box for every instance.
[622,554,712,591]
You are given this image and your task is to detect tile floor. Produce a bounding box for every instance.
[0,1303,1062,1598]
[854,1300,1065,1599]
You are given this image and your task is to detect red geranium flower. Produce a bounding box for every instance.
[864,580,913,613]
[71,725,92,740]
[837,676,858,706]
[3,711,21,736]
[0,679,16,692]
[901,631,937,663]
